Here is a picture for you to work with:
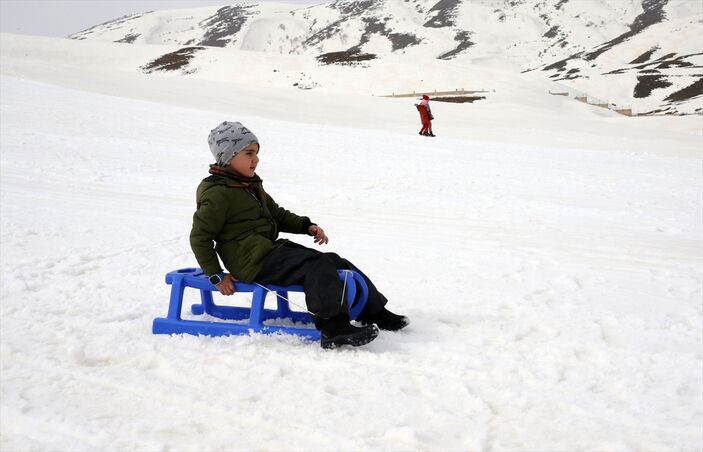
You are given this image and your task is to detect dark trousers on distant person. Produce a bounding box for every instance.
[255,242,387,321]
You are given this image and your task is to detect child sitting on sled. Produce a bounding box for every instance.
[189,121,409,349]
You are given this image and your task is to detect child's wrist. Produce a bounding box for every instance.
[208,271,226,285]
[302,218,315,234]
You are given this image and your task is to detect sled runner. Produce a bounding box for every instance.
[152,268,369,340]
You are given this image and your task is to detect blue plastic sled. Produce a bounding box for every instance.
[152,268,369,340]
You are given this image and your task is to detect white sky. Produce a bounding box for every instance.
[0,0,327,38]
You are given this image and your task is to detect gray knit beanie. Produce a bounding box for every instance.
[207,121,259,166]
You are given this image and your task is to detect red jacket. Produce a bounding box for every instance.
[416,99,433,123]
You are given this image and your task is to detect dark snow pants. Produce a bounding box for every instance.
[255,242,387,321]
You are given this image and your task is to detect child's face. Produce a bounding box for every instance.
[226,144,259,177]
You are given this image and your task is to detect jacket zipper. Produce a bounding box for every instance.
[246,188,277,239]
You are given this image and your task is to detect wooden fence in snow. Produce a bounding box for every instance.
[550,84,633,116]
[380,89,491,98]
[380,86,635,116]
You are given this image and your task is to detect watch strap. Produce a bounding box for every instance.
[208,272,225,285]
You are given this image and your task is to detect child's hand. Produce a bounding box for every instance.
[308,225,329,245]
[215,273,237,296]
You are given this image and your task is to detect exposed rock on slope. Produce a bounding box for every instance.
[69,0,703,115]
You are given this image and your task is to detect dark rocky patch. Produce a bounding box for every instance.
[316,49,377,66]
[630,46,659,64]
[543,56,572,71]
[554,72,581,81]
[629,52,702,71]
[303,1,396,51]
[631,0,668,32]
[543,25,560,39]
[70,13,146,39]
[423,0,461,28]
[654,52,677,61]
[140,46,204,73]
[432,96,485,103]
[331,0,379,16]
[657,58,694,70]
[604,68,627,75]
[584,0,668,61]
[198,5,257,47]
[348,17,422,52]
[633,74,672,98]
[356,16,386,41]
[555,0,570,10]
[542,0,669,71]
[664,77,703,103]
[386,31,423,51]
[302,20,343,49]
[641,104,702,115]
[437,30,474,60]
[640,107,673,115]
[115,33,140,44]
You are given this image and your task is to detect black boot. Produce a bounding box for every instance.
[359,307,409,331]
[317,314,379,349]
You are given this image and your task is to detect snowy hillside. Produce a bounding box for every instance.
[67,0,703,115]
[1,29,702,450]
[539,0,703,115]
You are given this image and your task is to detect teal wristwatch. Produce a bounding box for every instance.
[208,272,225,285]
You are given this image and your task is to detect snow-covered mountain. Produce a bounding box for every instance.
[68,0,702,115]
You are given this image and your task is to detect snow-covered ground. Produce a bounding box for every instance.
[1,33,702,451]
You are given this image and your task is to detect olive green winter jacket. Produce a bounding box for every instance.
[189,175,312,282]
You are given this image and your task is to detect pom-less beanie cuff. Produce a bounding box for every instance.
[207,121,259,166]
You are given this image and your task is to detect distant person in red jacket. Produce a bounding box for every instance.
[415,94,435,137]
